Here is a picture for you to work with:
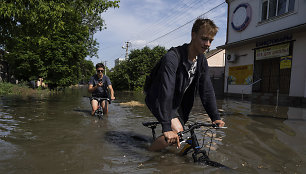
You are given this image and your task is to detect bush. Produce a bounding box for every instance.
[0,82,50,97]
[0,82,14,95]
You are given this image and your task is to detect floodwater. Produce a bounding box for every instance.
[0,86,305,174]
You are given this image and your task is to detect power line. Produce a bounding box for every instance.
[131,0,190,39]
[161,4,228,49]
[134,0,211,43]
[143,0,199,39]
[132,0,225,49]
[147,2,226,45]
[101,1,227,67]
[134,0,202,43]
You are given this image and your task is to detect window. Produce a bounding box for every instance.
[268,0,277,18]
[261,1,268,20]
[278,0,287,15]
[288,0,295,11]
[261,0,295,21]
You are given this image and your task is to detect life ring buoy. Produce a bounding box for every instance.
[231,3,252,32]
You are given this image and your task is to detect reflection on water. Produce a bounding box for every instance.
[0,87,306,173]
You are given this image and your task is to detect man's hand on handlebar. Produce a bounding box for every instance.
[163,131,181,148]
[213,120,225,127]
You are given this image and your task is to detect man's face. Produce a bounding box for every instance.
[96,68,104,76]
[192,26,215,54]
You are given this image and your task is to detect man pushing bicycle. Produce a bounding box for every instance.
[145,18,225,151]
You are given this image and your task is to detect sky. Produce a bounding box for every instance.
[88,0,228,69]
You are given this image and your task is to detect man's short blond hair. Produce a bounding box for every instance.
[192,18,218,36]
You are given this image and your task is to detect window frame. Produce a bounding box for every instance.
[260,0,295,22]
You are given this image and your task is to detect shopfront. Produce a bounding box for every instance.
[253,39,293,94]
[220,0,306,100]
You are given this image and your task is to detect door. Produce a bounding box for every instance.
[279,68,291,93]
[257,58,280,93]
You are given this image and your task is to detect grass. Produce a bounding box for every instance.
[0,82,50,97]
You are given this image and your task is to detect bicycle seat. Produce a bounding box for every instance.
[142,121,160,127]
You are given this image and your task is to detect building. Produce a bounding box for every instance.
[205,49,225,97]
[206,48,225,77]
[115,58,125,67]
[219,0,306,105]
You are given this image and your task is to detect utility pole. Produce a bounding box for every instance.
[103,61,107,75]
[122,41,131,59]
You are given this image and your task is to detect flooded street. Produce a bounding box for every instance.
[1,87,306,173]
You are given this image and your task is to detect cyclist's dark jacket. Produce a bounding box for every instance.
[145,43,221,133]
[89,74,111,98]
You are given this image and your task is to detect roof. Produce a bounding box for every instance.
[205,48,224,59]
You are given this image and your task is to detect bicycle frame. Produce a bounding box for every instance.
[178,123,216,163]
[142,121,228,168]
[91,97,111,119]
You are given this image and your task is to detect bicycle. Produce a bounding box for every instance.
[90,97,111,119]
[142,121,229,168]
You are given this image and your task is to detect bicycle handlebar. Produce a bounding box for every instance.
[178,122,227,137]
[90,97,112,104]
[142,121,159,127]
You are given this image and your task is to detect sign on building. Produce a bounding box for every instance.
[228,64,253,85]
[255,43,290,60]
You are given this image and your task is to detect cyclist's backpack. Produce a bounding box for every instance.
[144,47,180,94]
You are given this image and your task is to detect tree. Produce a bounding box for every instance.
[109,46,167,90]
[108,61,131,90]
[80,59,95,84]
[0,0,119,87]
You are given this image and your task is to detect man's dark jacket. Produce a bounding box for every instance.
[145,43,221,132]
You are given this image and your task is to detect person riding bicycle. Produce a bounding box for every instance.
[145,18,225,151]
[88,63,115,116]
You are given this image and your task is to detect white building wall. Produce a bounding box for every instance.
[207,50,225,67]
[222,0,306,98]
[290,31,306,97]
[224,43,255,94]
[227,0,306,44]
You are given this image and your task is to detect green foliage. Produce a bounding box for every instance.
[0,82,50,96]
[0,0,119,87]
[0,82,14,95]
[109,46,167,90]
[108,61,131,90]
[81,59,95,84]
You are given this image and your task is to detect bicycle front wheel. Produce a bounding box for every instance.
[198,156,229,168]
